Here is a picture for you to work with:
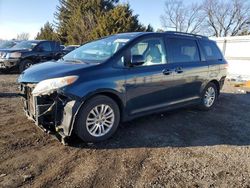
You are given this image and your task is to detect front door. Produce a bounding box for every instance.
[124,37,181,116]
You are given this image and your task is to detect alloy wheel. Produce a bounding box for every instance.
[86,104,115,137]
[204,87,216,107]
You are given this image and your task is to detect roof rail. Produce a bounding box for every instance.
[165,31,208,39]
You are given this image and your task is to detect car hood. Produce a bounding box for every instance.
[18,60,98,83]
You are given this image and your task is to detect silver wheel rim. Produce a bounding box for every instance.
[86,104,115,137]
[25,63,32,69]
[204,87,216,107]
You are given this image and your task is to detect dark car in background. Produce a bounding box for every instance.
[0,40,63,72]
[18,32,227,144]
[0,41,21,67]
[0,40,21,50]
[60,45,65,51]
[62,45,80,55]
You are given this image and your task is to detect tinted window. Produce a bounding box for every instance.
[167,38,200,63]
[200,40,222,61]
[38,42,52,52]
[50,42,56,51]
[131,38,167,66]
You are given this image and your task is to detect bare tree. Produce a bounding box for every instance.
[160,0,204,34]
[202,0,250,37]
[16,33,30,40]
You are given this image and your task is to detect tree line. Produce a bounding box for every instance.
[36,0,153,45]
[36,0,250,45]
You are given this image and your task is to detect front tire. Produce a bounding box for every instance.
[199,82,218,110]
[75,95,120,143]
[19,59,33,73]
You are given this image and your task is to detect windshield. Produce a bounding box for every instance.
[63,35,134,63]
[0,41,16,49]
[12,41,39,50]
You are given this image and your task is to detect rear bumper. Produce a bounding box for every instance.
[0,58,20,70]
[20,84,81,139]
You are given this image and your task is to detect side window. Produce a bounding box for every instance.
[200,40,222,61]
[50,42,56,51]
[37,42,52,52]
[167,38,200,63]
[130,38,167,66]
[54,42,61,51]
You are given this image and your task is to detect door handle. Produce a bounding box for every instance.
[175,67,183,74]
[162,69,172,75]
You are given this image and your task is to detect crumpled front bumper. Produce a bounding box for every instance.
[20,83,81,141]
[0,58,20,70]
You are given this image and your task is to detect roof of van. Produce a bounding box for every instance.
[114,31,209,39]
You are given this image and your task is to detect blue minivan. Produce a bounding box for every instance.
[18,32,227,143]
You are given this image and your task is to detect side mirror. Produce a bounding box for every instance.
[131,55,145,66]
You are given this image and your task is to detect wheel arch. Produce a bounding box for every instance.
[209,79,220,95]
[200,79,221,97]
[69,89,125,135]
[19,58,34,72]
[83,91,125,120]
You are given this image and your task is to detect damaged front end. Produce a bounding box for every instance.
[20,83,81,144]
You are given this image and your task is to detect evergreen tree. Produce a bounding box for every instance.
[146,24,154,32]
[36,22,57,40]
[39,0,152,44]
[54,0,119,44]
[90,4,152,39]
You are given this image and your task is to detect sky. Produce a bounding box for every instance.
[0,0,198,40]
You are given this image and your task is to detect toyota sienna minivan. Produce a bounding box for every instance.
[18,32,227,143]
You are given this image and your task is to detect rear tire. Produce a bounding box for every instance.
[19,59,33,73]
[75,95,120,143]
[199,82,218,110]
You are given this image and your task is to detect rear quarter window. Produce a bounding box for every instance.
[200,40,222,61]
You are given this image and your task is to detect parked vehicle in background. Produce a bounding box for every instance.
[0,40,21,50]
[18,32,227,144]
[0,40,63,73]
[63,45,80,54]
[60,45,65,51]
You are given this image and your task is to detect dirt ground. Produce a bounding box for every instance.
[0,74,250,188]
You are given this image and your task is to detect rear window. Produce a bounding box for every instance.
[200,40,222,61]
[167,38,200,63]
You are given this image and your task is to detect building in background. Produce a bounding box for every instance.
[211,36,250,81]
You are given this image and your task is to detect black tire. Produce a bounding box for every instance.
[75,95,120,143]
[19,59,33,73]
[199,82,218,111]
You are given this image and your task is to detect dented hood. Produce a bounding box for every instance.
[18,60,97,83]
